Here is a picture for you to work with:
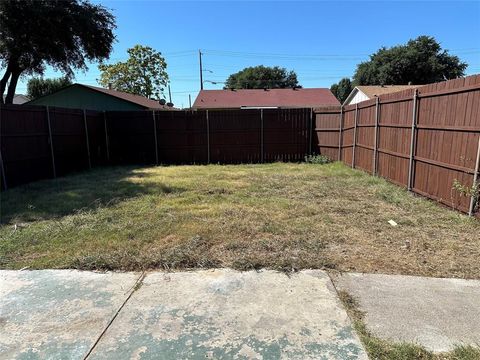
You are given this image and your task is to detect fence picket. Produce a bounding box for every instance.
[83,109,92,169]
[46,106,56,178]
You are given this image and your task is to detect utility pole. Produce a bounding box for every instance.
[168,84,172,104]
[189,94,192,108]
[199,50,203,90]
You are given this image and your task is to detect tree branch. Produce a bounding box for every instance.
[0,62,13,105]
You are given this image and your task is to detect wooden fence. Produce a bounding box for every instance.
[0,106,313,189]
[313,74,480,216]
[1,75,479,216]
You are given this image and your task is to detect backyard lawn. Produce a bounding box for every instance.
[1,162,479,279]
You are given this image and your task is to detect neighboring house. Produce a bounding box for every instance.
[25,83,174,111]
[343,85,421,106]
[192,88,339,109]
[2,94,30,104]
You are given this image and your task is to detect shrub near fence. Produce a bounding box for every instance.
[0,106,313,189]
[313,74,480,217]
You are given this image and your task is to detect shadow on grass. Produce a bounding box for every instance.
[0,165,184,224]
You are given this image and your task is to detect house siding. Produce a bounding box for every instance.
[27,86,146,111]
[345,90,370,105]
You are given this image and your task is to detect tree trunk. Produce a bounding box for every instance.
[0,63,12,105]
[5,69,21,105]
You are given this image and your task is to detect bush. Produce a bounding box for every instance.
[304,154,332,164]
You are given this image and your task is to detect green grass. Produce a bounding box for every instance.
[338,290,480,360]
[1,162,479,277]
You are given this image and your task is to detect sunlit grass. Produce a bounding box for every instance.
[1,162,479,277]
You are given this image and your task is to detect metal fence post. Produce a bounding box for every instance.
[46,106,56,178]
[407,90,419,191]
[338,106,344,161]
[309,108,313,155]
[83,109,91,169]
[373,97,380,175]
[104,111,110,162]
[352,104,358,169]
[260,109,264,163]
[206,110,210,163]
[0,150,7,190]
[468,135,480,216]
[152,110,159,165]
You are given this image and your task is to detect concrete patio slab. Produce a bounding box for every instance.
[89,269,367,359]
[0,270,140,360]
[332,272,480,352]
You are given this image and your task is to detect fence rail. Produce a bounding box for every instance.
[313,74,480,217]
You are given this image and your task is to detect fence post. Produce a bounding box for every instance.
[338,106,344,161]
[260,109,264,163]
[373,97,380,175]
[352,104,358,169]
[468,135,480,216]
[206,110,210,164]
[0,150,7,190]
[103,111,110,162]
[152,110,159,165]
[309,108,313,155]
[407,89,418,191]
[46,106,56,178]
[83,109,92,169]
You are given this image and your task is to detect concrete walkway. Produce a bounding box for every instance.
[333,272,480,352]
[0,269,366,360]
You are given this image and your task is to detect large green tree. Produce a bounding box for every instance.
[0,0,116,104]
[225,66,300,89]
[27,77,73,100]
[353,36,467,85]
[330,78,353,103]
[98,45,168,99]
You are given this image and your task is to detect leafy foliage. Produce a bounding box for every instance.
[98,45,168,99]
[330,77,353,103]
[225,65,300,89]
[0,0,116,104]
[353,36,467,85]
[452,179,479,211]
[27,77,73,100]
[304,154,332,164]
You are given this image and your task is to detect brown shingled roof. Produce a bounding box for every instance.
[193,88,339,109]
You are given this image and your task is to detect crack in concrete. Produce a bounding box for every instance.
[83,271,146,360]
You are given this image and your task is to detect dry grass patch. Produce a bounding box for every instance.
[0,162,479,278]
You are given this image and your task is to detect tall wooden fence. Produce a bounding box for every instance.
[0,106,313,189]
[313,74,480,216]
[1,75,479,217]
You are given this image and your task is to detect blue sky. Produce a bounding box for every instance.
[16,0,480,108]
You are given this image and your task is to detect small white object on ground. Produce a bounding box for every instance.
[388,220,398,227]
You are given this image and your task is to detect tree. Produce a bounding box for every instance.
[330,78,353,103]
[353,36,467,85]
[225,66,300,89]
[98,45,168,99]
[0,0,116,104]
[27,77,73,100]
